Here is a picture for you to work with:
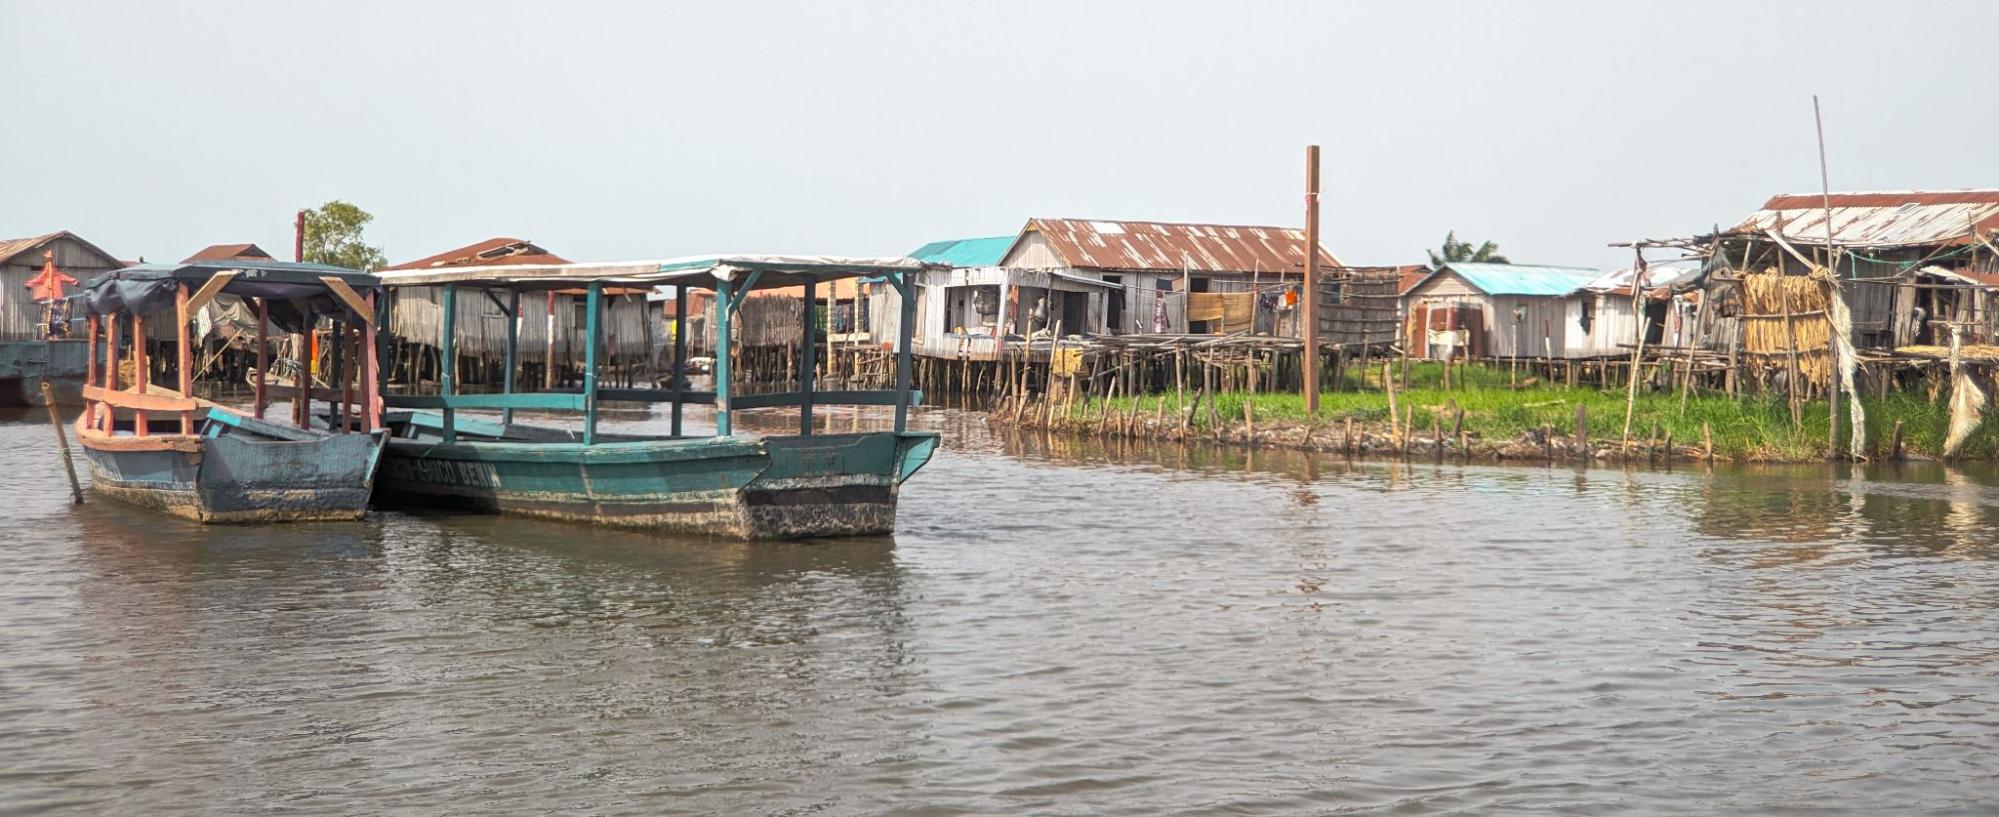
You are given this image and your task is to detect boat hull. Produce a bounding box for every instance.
[81,432,385,523]
[375,430,938,539]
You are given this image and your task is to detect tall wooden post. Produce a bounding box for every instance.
[671,284,687,437]
[800,274,818,436]
[176,284,193,434]
[582,282,602,445]
[1303,144,1322,414]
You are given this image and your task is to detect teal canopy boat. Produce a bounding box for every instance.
[372,255,940,539]
[73,260,388,522]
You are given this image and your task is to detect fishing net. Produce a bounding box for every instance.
[1811,266,1866,459]
[1945,326,1987,458]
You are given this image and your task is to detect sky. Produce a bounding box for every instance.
[4,1,1996,271]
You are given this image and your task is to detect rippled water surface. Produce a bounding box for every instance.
[4,403,1999,815]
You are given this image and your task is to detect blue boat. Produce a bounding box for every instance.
[372,255,939,539]
[73,260,388,522]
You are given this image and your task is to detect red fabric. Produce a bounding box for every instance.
[25,251,77,303]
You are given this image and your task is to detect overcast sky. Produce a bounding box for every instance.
[5,1,1994,271]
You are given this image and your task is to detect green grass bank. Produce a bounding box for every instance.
[995,361,1996,462]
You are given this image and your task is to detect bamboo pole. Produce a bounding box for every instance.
[1620,318,1650,449]
[40,380,82,504]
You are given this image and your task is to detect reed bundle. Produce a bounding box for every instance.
[1738,269,1833,387]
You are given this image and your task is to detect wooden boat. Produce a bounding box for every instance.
[372,255,940,539]
[73,260,388,522]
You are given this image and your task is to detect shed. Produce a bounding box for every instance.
[0,231,122,339]
[997,217,1343,336]
[183,243,275,263]
[1563,261,1703,359]
[1694,190,1999,351]
[1402,263,1600,359]
[380,237,653,368]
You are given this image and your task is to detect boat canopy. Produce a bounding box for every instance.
[78,260,381,332]
[374,254,934,290]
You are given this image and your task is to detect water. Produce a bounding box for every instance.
[3,403,1999,815]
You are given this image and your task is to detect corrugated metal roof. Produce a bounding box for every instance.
[0,230,121,268]
[1435,263,1601,296]
[1582,260,1702,295]
[183,242,274,263]
[0,231,67,264]
[1732,190,1999,248]
[908,235,1013,268]
[381,237,570,271]
[1019,217,1341,274]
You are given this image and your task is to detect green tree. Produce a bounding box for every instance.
[300,200,388,271]
[1427,231,1510,268]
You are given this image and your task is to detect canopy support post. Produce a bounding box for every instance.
[441,284,457,443]
[133,313,148,436]
[715,278,733,437]
[502,288,520,428]
[176,284,192,435]
[582,281,602,445]
[363,292,379,432]
[103,311,118,432]
[331,317,346,433]
[293,327,309,429]
[671,284,687,438]
[253,298,269,419]
[892,273,915,432]
[801,273,817,436]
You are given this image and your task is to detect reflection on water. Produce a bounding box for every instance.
[3,405,1998,815]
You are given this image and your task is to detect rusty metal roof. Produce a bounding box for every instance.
[1731,190,1999,248]
[1014,217,1341,274]
[0,230,120,268]
[380,237,570,271]
[182,242,274,263]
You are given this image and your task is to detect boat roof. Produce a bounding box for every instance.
[90,259,379,288]
[79,260,380,325]
[374,254,935,290]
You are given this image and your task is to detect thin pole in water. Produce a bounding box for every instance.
[1302,144,1321,414]
[40,379,82,504]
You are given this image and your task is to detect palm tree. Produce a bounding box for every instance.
[1427,231,1510,268]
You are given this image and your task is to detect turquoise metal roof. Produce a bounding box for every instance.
[908,235,1014,268]
[1439,262,1600,296]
